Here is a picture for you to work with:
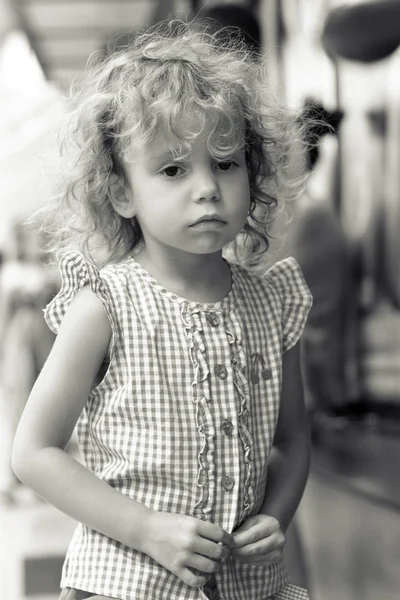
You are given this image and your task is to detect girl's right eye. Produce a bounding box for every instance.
[161,165,183,178]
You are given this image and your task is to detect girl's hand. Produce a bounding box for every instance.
[231,514,285,564]
[142,511,234,588]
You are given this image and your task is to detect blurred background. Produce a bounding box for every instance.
[1,0,400,599]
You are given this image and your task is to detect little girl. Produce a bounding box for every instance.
[13,21,312,600]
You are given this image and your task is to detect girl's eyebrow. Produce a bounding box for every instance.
[149,149,183,160]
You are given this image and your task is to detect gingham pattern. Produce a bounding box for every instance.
[202,581,310,600]
[59,581,309,600]
[273,583,310,599]
[45,252,312,600]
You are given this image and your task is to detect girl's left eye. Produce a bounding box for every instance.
[162,165,182,178]
[216,160,236,172]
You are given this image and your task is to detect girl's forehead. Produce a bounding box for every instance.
[141,110,245,157]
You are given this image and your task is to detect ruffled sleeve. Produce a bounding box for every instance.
[266,257,313,353]
[44,252,115,352]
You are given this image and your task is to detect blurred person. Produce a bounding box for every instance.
[12,20,312,600]
[0,222,57,504]
[202,6,350,410]
[277,99,349,416]
[269,98,350,598]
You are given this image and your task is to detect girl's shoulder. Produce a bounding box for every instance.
[264,257,313,352]
[233,256,311,300]
[54,250,133,295]
[262,257,311,297]
[45,251,135,336]
[233,257,313,352]
[100,254,136,285]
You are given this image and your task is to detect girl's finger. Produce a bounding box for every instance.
[233,524,268,548]
[232,535,284,558]
[186,553,220,574]
[197,520,235,547]
[179,567,211,588]
[232,517,257,535]
[193,538,230,561]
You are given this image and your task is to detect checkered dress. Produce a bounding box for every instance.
[45,252,312,600]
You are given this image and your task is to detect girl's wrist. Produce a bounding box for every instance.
[120,501,155,552]
[137,508,162,557]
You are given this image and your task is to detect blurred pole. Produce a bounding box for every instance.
[332,57,342,215]
[259,0,283,94]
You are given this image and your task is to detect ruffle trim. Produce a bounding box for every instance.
[225,309,254,519]
[181,306,216,519]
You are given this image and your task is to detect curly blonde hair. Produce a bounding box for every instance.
[40,20,304,268]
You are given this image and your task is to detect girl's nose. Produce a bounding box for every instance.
[192,169,221,203]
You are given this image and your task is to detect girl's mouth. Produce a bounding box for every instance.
[190,215,226,228]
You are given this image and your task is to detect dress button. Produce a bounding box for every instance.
[221,475,235,491]
[221,419,234,436]
[214,364,228,379]
[261,367,272,381]
[206,312,220,327]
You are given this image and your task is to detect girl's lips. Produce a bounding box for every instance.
[189,218,226,230]
[190,215,226,225]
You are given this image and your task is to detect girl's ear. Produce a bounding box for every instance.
[108,172,136,218]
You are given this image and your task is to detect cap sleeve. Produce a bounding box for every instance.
[44,252,115,351]
[266,257,313,353]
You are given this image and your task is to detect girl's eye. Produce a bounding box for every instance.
[162,165,182,178]
[217,160,236,172]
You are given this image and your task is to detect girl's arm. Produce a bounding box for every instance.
[232,341,310,562]
[259,341,311,530]
[12,287,233,586]
[12,286,152,547]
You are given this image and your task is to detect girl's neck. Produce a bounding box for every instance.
[134,247,231,303]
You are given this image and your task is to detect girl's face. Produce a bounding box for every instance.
[119,117,251,262]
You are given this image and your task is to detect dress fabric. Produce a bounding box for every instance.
[59,582,309,600]
[45,252,312,600]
